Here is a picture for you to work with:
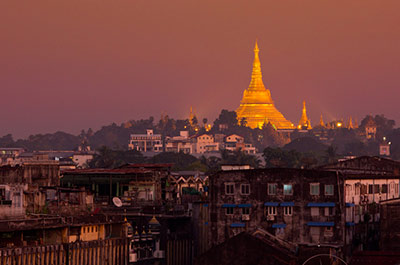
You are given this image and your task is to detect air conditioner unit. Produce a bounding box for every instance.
[266,215,275,221]
[242,215,250,221]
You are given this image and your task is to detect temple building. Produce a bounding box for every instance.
[297,101,312,130]
[236,41,295,130]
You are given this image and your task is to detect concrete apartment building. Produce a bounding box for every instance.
[208,168,345,252]
[128,129,163,153]
[165,131,196,154]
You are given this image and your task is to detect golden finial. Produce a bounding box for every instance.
[254,39,259,53]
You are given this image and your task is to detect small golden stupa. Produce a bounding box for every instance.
[236,41,295,130]
[298,101,312,129]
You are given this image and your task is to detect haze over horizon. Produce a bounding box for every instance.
[1,0,400,138]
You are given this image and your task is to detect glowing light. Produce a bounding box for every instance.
[235,41,294,130]
[337,122,342,127]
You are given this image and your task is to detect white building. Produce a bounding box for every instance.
[128,129,162,153]
[224,134,256,154]
[165,131,195,154]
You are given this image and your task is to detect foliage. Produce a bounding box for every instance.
[148,152,199,171]
[88,146,145,168]
[15,131,81,151]
[1,112,400,160]
[220,149,261,168]
[212,109,238,130]
[263,147,303,168]
[283,136,327,154]
[0,134,15,148]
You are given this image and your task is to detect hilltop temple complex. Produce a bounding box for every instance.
[236,41,295,130]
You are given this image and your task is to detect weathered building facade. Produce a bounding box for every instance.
[209,168,345,251]
[320,156,400,251]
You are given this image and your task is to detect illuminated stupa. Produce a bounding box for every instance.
[236,41,295,130]
[298,101,312,130]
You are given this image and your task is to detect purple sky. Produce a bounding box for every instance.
[1,0,400,138]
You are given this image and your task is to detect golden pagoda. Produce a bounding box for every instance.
[319,114,325,127]
[297,101,312,129]
[348,117,354,129]
[236,41,295,130]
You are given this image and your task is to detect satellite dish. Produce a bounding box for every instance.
[113,197,123,207]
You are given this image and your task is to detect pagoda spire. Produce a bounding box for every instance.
[348,117,354,129]
[298,101,312,129]
[319,114,325,127]
[248,40,270,96]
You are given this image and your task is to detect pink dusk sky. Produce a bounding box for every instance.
[1,0,400,138]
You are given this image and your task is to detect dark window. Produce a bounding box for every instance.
[225,183,234,195]
[226,207,234,215]
[241,184,250,195]
[368,185,373,194]
[382,184,388,193]
[268,184,277,195]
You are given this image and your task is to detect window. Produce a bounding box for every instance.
[226,207,234,215]
[283,206,293,216]
[355,184,360,195]
[225,183,234,195]
[240,184,250,195]
[267,206,277,216]
[284,184,293,195]
[268,184,277,195]
[324,226,333,235]
[311,207,319,216]
[310,183,320,195]
[382,184,388,193]
[368,184,373,194]
[396,184,399,194]
[324,207,333,216]
[242,208,250,215]
[361,184,367,194]
[325,185,334,195]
